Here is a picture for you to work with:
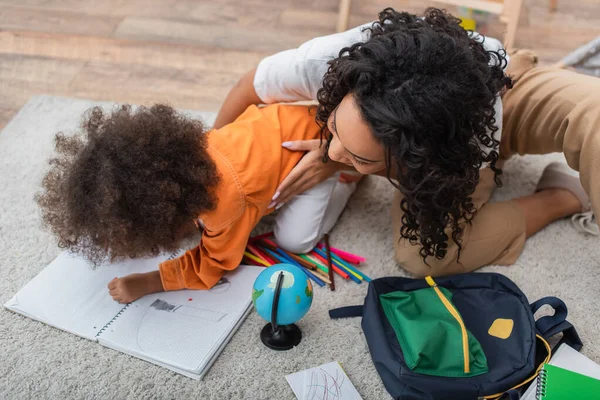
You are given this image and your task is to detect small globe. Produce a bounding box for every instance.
[252,263,313,326]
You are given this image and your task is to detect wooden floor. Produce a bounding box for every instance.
[1,0,599,130]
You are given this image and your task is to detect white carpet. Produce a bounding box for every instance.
[1,96,599,399]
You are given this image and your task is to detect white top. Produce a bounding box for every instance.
[254,22,508,155]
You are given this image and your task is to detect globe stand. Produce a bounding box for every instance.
[259,271,302,351]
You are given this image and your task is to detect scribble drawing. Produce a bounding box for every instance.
[210,277,231,293]
[305,367,346,400]
[135,299,228,353]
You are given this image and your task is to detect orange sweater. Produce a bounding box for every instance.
[159,104,320,291]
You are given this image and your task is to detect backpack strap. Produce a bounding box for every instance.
[499,389,521,400]
[530,296,583,351]
[329,305,363,319]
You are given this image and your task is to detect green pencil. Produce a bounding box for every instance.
[299,253,329,275]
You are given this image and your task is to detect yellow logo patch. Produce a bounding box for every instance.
[488,318,514,339]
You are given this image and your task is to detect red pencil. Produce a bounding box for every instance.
[247,243,275,265]
[310,251,350,280]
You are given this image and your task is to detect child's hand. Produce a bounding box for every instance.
[107,271,164,304]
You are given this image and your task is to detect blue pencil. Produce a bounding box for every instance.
[313,247,361,284]
[329,251,372,282]
[275,248,326,288]
[263,248,326,287]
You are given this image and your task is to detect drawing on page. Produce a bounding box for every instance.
[209,277,231,294]
[135,299,228,352]
[305,366,347,400]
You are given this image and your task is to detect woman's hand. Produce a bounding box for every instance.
[270,140,345,208]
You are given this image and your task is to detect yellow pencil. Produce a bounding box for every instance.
[332,257,363,281]
[244,251,270,267]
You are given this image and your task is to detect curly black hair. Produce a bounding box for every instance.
[36,104,220,264]
[317,8,511,262]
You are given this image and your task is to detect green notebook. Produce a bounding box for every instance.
[537,363,600,399]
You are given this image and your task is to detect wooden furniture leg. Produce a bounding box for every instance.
[337,0,352,32]
[503,0,523,51]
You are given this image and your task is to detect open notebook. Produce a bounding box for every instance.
[521,343,600,400]
[4,251,262,379]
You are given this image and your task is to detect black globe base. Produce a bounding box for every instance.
[260,323,302,351]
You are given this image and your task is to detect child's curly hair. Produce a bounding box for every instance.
[317,7,511,263]
[36,104,221,264]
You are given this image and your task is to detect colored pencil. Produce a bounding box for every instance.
[263,248,325,287]
[299,254,329,275]
[242,257,262,267]
[331,257,363,281]
[274,248,327,287]
[313,248,361,284]
[287,252,320,271]
[244,251,270,267]
[256,240,325,274]
[328,251,372,282]
[242,256,262,267]
[255,240,332,283]
[247,243,275,265]
[324,234,335,291]
[261,247,331,284]
[317,244,365,264]
[309,251,350,280]
[322,250,362,280]
[261,237,279,249]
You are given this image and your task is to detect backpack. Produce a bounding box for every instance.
[330,273,582,400]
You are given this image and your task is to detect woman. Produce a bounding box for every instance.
[215,8,599,276]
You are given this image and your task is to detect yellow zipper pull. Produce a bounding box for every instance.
[425,276,436,287]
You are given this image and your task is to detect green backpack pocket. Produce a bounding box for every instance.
[379,276,488,378]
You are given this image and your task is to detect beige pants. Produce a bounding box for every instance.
[393,51,600,277]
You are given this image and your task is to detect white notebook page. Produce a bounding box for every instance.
[96,265,261,374]
[4,252,171,340]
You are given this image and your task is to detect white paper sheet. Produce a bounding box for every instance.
[286,361,362,400]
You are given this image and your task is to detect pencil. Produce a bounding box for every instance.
[309,251,350,280]
[331,257,363,281]
[324,234,335,291]
[243,251,270,267]
[287,252,320,271]
[261,237,280,249]
[242,256,264,267]
[328,251,372,282]
[261,246,331,284]
[257,239,324,273]
[319,245,366,264]
[273,248,327,287]
[299,254,329,275]
[263,248,326,287]
[313,248,361,284]
[247,243,275,265]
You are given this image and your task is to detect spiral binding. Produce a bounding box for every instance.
[94,250,181,338]
[536,367,548,399]
[167,250,182,260]
[95,304,130,337]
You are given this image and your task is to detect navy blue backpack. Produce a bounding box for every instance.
[330,273,582,400]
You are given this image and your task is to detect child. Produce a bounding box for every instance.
[37,104,358,303]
